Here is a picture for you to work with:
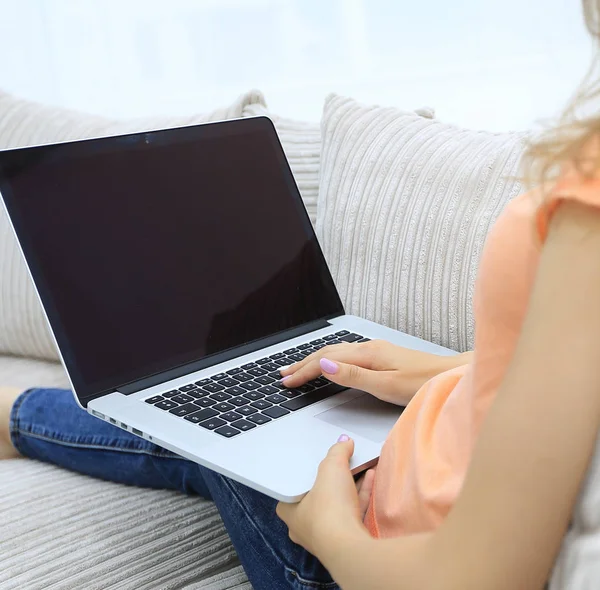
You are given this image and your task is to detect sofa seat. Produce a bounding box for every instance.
[0,355,250,590]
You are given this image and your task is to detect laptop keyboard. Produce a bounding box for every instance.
[143,331,370,438]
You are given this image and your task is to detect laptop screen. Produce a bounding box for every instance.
[0,117,344,402]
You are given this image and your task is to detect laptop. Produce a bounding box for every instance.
[0,116,454,501]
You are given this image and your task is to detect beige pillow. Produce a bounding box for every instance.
[317,94,527,352]
[242,103,435,227]
[0,90,266,361]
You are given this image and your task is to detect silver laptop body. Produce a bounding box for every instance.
[0,117,454,501]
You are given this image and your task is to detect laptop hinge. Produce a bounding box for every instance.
[117,317,334,395]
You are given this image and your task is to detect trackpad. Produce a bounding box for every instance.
[315,394,404,443]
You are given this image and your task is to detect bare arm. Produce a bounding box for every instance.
[319,200,600,590]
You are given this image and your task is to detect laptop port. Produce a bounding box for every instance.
[132,428,143,437]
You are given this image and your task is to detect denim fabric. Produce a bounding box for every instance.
[10,388,338,590]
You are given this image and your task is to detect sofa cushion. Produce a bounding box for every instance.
[241,103,435,227]
[0,90,266,362]
[317,95,528,352]
[0,354,250,589]
[0,459,249,590]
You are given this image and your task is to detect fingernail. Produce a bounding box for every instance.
[337,434,350,442]
[281,375,293,383]
[320,358,339,374]
[279,365,290,372]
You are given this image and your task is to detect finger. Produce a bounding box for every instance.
[325,435,355,463]
[357,469,375,519]
[279,344,349,377]
[280,344,376,387]
[319,357,398,396]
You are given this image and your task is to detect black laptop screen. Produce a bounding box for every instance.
[0,118,343,401]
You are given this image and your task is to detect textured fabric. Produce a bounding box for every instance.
[0,89,267,361]
[317,94,527,352]
[0,460,246,590]
[241,103,435,228]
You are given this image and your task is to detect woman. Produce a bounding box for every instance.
[2,1,600,586]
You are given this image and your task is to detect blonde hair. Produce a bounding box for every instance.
[524,0,600,187]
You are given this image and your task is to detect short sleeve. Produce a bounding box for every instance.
[536,175,600,242]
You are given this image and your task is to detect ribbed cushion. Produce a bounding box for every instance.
[241,102,435,227]
[317,95,527,352]
[0,354,250,589]
[0,460,249,590]
[0,90,266,361]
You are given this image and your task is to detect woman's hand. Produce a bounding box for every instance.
[281,340,469,406]
[276,436,372,559]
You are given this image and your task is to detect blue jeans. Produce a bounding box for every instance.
[9,388,338,590]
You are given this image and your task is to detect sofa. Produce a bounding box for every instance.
[1,88,592,589]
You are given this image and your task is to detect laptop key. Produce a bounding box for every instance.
[268,371,282,380]
[258,385,279,395]
[248,413,272,425]
[265,393,287,404]
[358,337,371,342]
[323,334,337,341]
[235,372,254,382]
[296,384,315,394]
[214,425,241,438]
[202,383,225,393]
[297,343,312,350]
[262,362,281,372]
[220,411,243,422]
[288,353,305,363]
[217,377,239,388]
[272,381,287,391]
[339,333,362,343]
[194,398,217,408]
[309,339,325,346]
[281,383,345,411]
[162,390,180,398]
[195,378,212,386]
[225,386,246,396]
[187,389,209,399]
[280,388,303,398]
[226,367,243,375]
[269,352,285,360]
[145,395,164,404]
[256,358,271,365]
[335,330,350,336]
[230,419,256,432]
[273,358,289,367]
[247,367,267,377]
[255,375,276,386]
[212,373,228,381]
[169,403,201,417]
[214,402,235,413]
[199,417,227,430]
[228,396,248,407]
[179,384,199,392]
[185,410,215,424]
[171,393,194,404]
[263,406,291,419]
[243,391,264,401]
[189,408,218,421]
[312,377,329,388]
[242,362,258,370]
[283,348,298,354]
[240,381,260,391]
[155,400,178,410]
[250,400,273,410]
[237,405,258,417]
[210,392,232,402]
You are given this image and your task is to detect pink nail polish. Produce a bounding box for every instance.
[320,358,339,374]
[337,434,350,442]
[281,375,292,383]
